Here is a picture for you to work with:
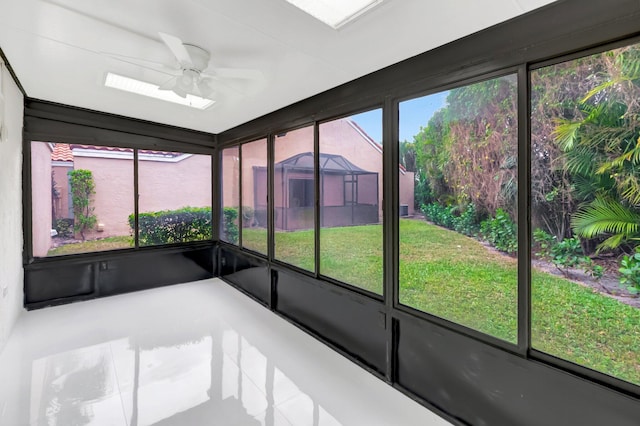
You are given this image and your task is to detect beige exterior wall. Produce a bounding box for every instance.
[241,139,267,211]
[221,147,240,208]
[70,153,212,239]
[138,153,212,212]
[73,155,134,239]
[31,143,53,257]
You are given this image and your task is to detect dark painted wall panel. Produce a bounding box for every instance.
[25,247,213,308]
[276,269,387,374]
[25,263,93,303]
[396,317,640,426]
[218,246,270,304]
[98,249,212,296]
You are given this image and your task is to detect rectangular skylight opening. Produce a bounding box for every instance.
[104,73,215,110]
[284,0,384,29]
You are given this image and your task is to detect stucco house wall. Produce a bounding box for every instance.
[72,155,134,239]
[138,154,212,213]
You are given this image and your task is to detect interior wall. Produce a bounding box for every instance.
[0,59,24,354]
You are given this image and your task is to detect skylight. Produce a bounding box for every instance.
[104,73,215,110]
[284,0,384,29]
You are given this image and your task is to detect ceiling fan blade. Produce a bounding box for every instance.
[101,52,179,76]
[200,77,244,97]
[213,67,263,80]
[159,32,193,66]
[196,80,215,98]
[158,76,177,91]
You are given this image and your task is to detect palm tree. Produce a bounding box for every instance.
[554,45,640,252]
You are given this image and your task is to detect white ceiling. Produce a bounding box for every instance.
[0,0,556,134]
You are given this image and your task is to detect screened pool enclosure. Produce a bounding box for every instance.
[253,152,379,231]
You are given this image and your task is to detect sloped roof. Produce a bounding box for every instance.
[51,143,74,162]
[50,143,186,161]
[275,152,375,174]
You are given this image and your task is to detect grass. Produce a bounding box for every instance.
[49,221,640,385]
[47,235,133,256]
[248,219,640,386]
[243,226,383,289]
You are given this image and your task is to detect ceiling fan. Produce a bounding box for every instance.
[104,32,262,99]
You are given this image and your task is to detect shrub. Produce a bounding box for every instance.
[533,228,556,259]
[69,169,97,240]
[534,229,603,279]
[550,237,586,272]
[619,247,640,294]
[222,207,239,244]
[454,203,479,236]
[422,202,480,236]
[480,208,518,254]
[414,174,433,209]
[422,203,456,229]
[129,207,212,245]
[54,218,74,238]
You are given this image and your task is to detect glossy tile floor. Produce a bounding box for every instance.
[0,279,453,426]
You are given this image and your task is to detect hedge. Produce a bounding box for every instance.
[129,207,212,245]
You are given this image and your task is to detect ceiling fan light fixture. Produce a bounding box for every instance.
[104,72,215,109]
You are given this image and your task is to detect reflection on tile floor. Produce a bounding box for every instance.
[0,279,453,426]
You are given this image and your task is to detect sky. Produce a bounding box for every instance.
[349,91,448,144]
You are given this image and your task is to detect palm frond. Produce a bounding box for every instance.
[596,136,640,174]
[571,197,640,250]
[552,119,581,151]
[581,79,618,103]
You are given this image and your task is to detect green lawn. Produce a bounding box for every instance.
[47,236,133,256]
[248,219,640,386]
[243,226,384,289]
[50,221,640,385]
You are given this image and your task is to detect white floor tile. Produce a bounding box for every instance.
[0,279,453,426]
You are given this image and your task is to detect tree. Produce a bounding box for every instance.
[69,169,97,241]
[552,45,640,252]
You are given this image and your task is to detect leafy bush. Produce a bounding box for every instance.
[222,207,239,244]
[69,169,97,240]
[534,229,603,279]
[454,203,479,236]
[533,228,556,259]
[619,247,640,294]
[422,203,457,229]
[129,207,212,245]
[54,218,74,238]
[422,202,480,236]
[414,174,433,209]
[550,237,586,271]
[480,209,517,254]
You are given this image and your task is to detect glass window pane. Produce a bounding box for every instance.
[241,139,268,255]
[221,146,240,244]
[138,151,211,246]
[531,44,640,386]
[31,142,134,257]
[399,75,518,343]
[274,126,315,272]
[319,110,383,294]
